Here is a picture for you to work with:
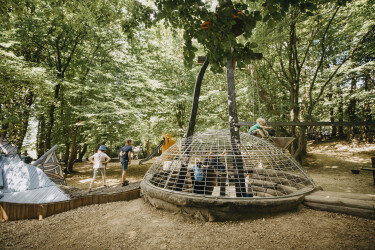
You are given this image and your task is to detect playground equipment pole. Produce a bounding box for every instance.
[186,58,209,138]
[226,58,246,197]
[175,58,209,191]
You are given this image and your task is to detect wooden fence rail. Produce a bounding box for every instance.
[238,121,375,127]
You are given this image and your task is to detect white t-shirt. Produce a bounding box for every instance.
[91,152,110,169]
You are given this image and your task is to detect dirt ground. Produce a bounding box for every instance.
[1,199,374,249]
[1,140,375,249]
[64,159,152,191]
[304,139,375,194]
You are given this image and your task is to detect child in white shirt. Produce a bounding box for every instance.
[88,145,111,191]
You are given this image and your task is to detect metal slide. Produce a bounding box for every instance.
[139,139,164,165]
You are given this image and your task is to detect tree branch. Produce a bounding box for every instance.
[310,25,374,113]
[263,56,289,88]
[276,43,292,85]
[309,5,340,108]
[62,31,85,75]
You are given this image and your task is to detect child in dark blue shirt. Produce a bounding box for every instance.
[120,139,133,186]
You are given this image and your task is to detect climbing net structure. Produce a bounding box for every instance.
[144,130,315,199]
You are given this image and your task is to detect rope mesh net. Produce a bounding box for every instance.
[144,130,315,199]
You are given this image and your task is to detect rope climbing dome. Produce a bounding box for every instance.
[141,130,316,221]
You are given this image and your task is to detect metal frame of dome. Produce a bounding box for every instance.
[141,130,316,221]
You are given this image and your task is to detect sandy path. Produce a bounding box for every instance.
[1,199,374,249]
[305,140,375,194]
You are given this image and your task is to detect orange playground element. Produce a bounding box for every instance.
[161,133,176,153]
[201,11,245,37]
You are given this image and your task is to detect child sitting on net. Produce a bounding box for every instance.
[248,118,272,137]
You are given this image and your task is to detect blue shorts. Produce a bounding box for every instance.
[121,160,129,171]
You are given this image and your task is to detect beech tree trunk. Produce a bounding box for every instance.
[109,140,113,158]
[146,139,150,155]
[293,126,306,161]
[45,83,61,149]
[37,115,46,158]
[338,83,345,138]
[67,125,79,173]
[328,92,337,137]
[16,90,34,149]
[175,102,186,138]
[362,70,372,140]
[347,74,357,141]
[64,142,70,167]
[331,111,337,137]
[78,143,88,162]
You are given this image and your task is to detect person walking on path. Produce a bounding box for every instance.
[120,139,133,186]
[88,145,111,192]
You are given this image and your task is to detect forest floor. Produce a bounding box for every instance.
[1,139,375,249]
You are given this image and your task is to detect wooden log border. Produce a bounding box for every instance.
[304,202,375,220]
[303,191,375,219]
[0,189,140,221]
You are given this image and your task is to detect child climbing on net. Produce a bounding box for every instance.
[248,117,272,137]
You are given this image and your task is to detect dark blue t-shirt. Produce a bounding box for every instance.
[203,157,225,173]
[120,145,133,162]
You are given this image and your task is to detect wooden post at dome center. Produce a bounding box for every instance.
[226,58,246,197]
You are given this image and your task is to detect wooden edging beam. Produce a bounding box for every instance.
[0,189,141,221]
[238,121,375,127]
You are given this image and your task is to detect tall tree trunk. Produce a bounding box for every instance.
[175,58,209,191]
[347,74,357,141]
[186,58,209,138]
[109,140,113,158]
[45,83,61,149]
[146,139,150,155]
[331,111,337,137]
[226,59,246,197]
[293,126,306,161]
[76,144,82,162]
[338,83,344,138]
[16,90,34,149]
[64,142,70,167]
[362,70,372,140]
[288,21,300,151]
[78,143,88,162]
[175,102,186,138]
[67,125,79,173]
[290,85,300,156]
[328,92,337,137]
[37,115,46,158]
